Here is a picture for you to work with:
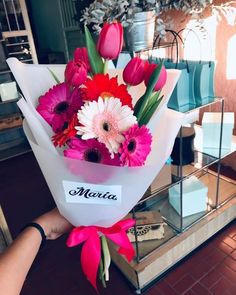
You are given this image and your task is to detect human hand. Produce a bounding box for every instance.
[34,208,73,240]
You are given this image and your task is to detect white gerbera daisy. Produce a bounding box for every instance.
[76,97,137,156]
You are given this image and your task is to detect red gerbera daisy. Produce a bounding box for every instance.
[52,113,78,147]
[81,74,133,109]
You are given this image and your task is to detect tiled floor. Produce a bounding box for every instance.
[153,220,236,295]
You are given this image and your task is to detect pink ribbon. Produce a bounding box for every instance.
[66,219,135,291]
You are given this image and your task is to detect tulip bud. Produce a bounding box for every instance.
[65,60,88,88]
[97,22,123,60]
[74,47,91,73]
[144,63,167,92]
[123,57,148,86]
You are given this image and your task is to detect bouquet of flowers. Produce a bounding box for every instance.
[7,22,183,291]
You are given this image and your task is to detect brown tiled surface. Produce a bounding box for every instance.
[153,221,236,295]
[19,220,236,295]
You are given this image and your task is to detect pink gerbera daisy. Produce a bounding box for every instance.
[64,138,120,166]
[37,83,83,133]
[119,124,152,167]
[76,97,137,157]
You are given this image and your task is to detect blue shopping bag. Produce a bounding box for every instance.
[194,61,215,105]
[165,60,196,112]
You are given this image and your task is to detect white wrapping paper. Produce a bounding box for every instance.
[7,57,184,227]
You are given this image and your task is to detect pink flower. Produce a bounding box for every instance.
[144,63,167,92]
[74,47,91,72]
[76,97,137,157]
[97,22,123,60]
[64,138,120,166]
[123,57,147,86]
[65,60,88,88]
[36,83,82,133]
[70,86,84,112]
[119,124,152,167]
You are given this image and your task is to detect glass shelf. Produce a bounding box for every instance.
[132,222,177,260]
[140,150,219,205]
[0,97,20,105]
[136,171,236,234]
[136,188,209,233]
[168,96,223,114]
[194,125,236,159]
[131,97,236,264]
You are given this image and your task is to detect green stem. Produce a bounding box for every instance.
[101,235,111,281]
[103,59,109,74]
[99,256,106,288]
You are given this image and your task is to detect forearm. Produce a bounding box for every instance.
[0,227,42,295]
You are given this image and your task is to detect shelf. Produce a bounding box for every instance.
[132,222,177,260]
[168,97,223,114]
[2,30,28,38]
[140,151,219,202]
[0,69,11,75]
[0,97,20,105]
[138,171,236,233]
[0,125,23,135]
[137,188,210,232]
[204,171,236,206]
[8,51,30,56]
[20,58,33,63]
[6,41,29,47]
[194,125,236,159]
[0,140,31,161]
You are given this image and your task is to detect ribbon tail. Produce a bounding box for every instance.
[81,231,101,291]
[115,219,135,231]
[66,227,88,247]
[106,231,135,262]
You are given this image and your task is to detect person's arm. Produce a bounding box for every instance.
[0,208,72,295]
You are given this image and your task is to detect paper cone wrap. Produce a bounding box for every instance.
[7,58,184,227]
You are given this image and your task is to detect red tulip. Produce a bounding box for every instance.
[123,57,147,86]
[144,63,167,92]
[97,22,123,60]
[65,60,88,88]
[74,47,91,72]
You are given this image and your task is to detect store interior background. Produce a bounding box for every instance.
[24,0,236,171]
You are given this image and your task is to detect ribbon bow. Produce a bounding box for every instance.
[66,219,135,291]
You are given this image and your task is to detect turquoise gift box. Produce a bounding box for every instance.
[168,176,208,217]
[202,112,234,156]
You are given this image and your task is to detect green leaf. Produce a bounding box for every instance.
[147,91,161,108]
[47,67,61,84]
[135,61,164,122]
[99,256,106,288]
[84,26,104,74]
[134,94,145,116]
[139,95,164,126]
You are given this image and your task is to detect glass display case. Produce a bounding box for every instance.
[109,98,236,293]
